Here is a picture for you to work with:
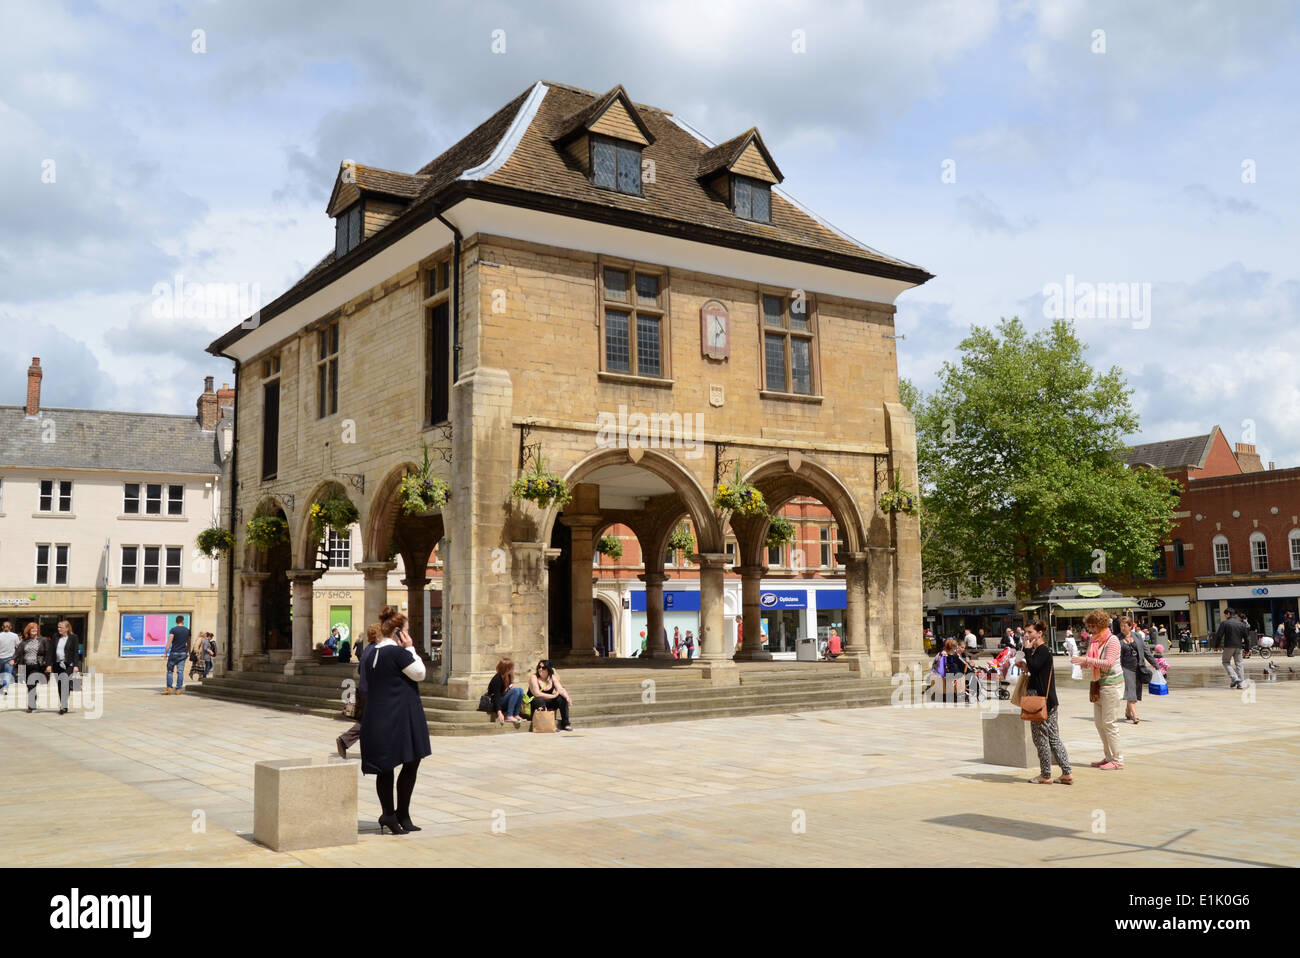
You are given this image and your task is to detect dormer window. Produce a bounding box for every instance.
[733,176,771,223]
[591,135,642,196]
[334,202,363,259]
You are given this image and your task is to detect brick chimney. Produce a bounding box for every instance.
[1234,442,1263,473]
[216,382,235,411]
[25,357,42,416]
[197,375,220,430]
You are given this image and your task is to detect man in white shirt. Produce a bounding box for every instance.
[964,629,977,653]
[0,620,18,697]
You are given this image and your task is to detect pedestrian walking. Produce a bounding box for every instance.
[163,616,191,694]
[1282,611,1298,658]
[1214,610,1249,688]
[0,620,18,699]
[1119,617,1158,723]
[1023,621,1071,785]
[17,623,49,712]
[337,623,381,758]
[1070,609,1124,770]
[683,630,696,660]
[49,619,81,715]
[199,632,217,678]
[673,627,681,659]
[359,608,430,835]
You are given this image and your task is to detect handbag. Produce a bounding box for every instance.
[1089,680,1100,703]
[530,708,556,733]
[1020,667,1052,722]
[477,693,495,713]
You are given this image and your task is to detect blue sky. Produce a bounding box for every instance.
[2,0,1298,463]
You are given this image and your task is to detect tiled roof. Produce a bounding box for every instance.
[210,80,931,355]
[1126,431,1214,470]
[0,407,221,474]
[696,128,782,182]
[352,165,428,199]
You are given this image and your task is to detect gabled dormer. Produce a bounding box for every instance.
[551,85,655,196]
[326,163,429,260]
[697,128,783,224]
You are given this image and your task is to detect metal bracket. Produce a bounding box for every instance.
[430,423,453,463]
[519,421,541,471]
[281,493,295,515]
[234,507,243,524]
[341,473,365,495]
[714,442,737,490]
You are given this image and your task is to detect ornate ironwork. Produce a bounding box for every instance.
[714,441,737,490]
[281,493,295,514]
[430,423,453,463]
[341,473,366,494]
[519,421,541,471]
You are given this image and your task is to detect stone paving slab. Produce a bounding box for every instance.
[1,676,1297,866]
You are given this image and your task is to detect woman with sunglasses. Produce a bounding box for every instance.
[528,659,574,731]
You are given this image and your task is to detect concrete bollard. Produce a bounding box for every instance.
[980,706,1038,768]
[253,757,358,852]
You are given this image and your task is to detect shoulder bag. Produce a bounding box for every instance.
[1020,659,1053,722]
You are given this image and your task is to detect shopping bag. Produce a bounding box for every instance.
[530,708,556,733]
[1009,673,1028,706]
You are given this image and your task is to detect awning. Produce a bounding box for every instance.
[1052,597,1138,611]
[1019,605,1041,611]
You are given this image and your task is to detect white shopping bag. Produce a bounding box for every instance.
[1149,668,1167,687]
[1070,663,1083,681]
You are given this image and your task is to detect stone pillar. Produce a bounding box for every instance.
[238,571,269,669]
[356,560,396,631]
[884,400,928,675]
[733,565,772,661]
[840,551,874,675]
[695,553,739,685]
[562,515,601,660]
[285,569,324,675]
[638,571,671,658]
[402,573,429,660]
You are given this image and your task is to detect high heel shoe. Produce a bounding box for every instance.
[378,813,408,835]
[398,816,422,832]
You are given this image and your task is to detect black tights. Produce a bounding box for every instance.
[376,760,421,819]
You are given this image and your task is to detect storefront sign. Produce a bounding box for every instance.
[759,590,807,610]
[630,591,702,612]
[1076,584,1104,598]
[120,612,192,657]
[1137,597,1165,609]
[1136,595,1190,612]
[0,595,35,607]
[1197,583,1300,601]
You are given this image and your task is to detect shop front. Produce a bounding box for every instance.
[1131,592,1194,643]
[1196,583,1300,640]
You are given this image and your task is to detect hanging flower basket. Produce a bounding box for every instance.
[667,523,695,555]
[879,469,919,516]
[765,515,795,549]
[511,456,572,510]
[196,526,235,558]
[246,515,288,551]
[596,534,623,561]
[309,497,360,543]
[400,445,451,515]
[713,467,766,517]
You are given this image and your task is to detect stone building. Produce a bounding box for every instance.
[0,359,229,673]
[207,81,933,699]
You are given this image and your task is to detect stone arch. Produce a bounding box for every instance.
[364,462,420,562]
[243,496,292,573]
[548,448,724,553]
[737,455,868,567]
[297,480,357,569]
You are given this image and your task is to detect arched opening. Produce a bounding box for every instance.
[245,499,291,655]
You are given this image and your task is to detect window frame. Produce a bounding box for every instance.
[1290,531,1300,571]
[588,134,644,197]
[167,484,185,516]
[326,527,352,570]
[165,546,182,586]
[316,320,340,419]
[334,200,364,259]
[758,287,820,397]
[35,543,69,586]
[124,483,141,514]
[597,257,670,381]
[144,483,163,515]
[422,255,453,426]
[260,356,281,481]
[121,545,139,586]
[731,175,772,223]
[39,479,73,513]
[1213,536,1231,575]
[1250,532,1269,573]
[1173,538,1185,570]
[142,545,162,586]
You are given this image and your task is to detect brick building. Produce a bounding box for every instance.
[207,81,932,698]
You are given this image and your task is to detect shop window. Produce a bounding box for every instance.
[165,547,182,586]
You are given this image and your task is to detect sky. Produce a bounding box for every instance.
[2,0,1298,463]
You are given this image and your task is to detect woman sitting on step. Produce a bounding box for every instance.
[487,658,524,726]
[528,659,574,731]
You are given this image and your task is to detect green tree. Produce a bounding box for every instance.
[911,317,1178,597]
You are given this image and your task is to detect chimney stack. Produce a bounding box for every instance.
[1234,442,1263,473]
[216,382,235,411]
[25,357,42,416]
[197,375,219,430]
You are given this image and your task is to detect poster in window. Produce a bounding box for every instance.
[120,612,191,656]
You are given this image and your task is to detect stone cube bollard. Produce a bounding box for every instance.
[253,757,358,852]
[980,706,1038,768]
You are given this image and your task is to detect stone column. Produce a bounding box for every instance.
[695,553,739,685]
[562,515,601,660]
[733,565,772,661]
[638,571,671,658]
[402,573,429,660]
[238,571,269,670]
[356,560,396,634]
[840,551,874,675]
[285,569,324,675]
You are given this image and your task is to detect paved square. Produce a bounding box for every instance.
[2,671,1297,867]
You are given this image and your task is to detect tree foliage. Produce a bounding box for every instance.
[911,318,1178,596]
